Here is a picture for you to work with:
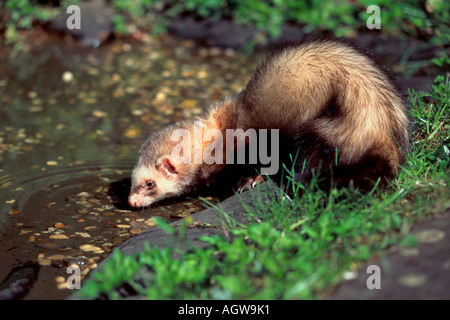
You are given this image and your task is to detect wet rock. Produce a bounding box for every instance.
[80,244,103,253]
[168,17,257,49]
[49,234,69,240]
[55,276,66,284]
[75,232,91,238]
[37,257,52,267]
[130,228,142,235]
[145,218,157,227]
[88,263,98,270]
[76,208,89,215]
[50,0,113,48]
[57,282,68,290]
[0,262,40,300]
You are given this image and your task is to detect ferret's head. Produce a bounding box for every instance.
[128,117,223,207]
[128,155,192,207]
[128,122,202,207]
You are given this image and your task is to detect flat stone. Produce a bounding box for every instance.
[80,244,104,253]
[75,232,91,238]
[49,234,69,240]
[130,228,142,235]
[37,257,52,266]
[76,208,89,214]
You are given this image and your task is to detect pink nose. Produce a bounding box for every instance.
[128,199,136,207]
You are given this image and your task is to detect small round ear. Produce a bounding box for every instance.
[156,156,178,177]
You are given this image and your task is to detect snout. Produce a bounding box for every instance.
[128,193,138,207]
[128,198,137,207]
[128,192,152,208]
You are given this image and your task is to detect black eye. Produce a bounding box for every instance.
[146,181,155,189]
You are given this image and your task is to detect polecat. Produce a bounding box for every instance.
[128,38,410,208]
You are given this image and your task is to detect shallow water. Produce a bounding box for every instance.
[0,34,255,299]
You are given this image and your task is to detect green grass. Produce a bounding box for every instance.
[78,76,449,300]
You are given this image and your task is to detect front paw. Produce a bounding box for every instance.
[237,175,266,193]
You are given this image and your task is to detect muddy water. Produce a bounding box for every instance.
[0,34,255,299]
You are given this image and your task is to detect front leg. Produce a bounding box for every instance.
[237,174,267,193]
